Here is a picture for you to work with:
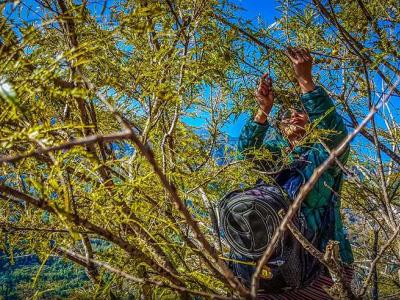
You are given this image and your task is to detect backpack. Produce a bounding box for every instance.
[217,182,322,291]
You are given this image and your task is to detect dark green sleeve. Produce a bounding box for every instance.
[301,88,353,264]
[238,119,269,154]
[301,86,348,150]
[237,118,283,160]
[301,86,349,174]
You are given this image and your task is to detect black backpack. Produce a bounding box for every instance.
[218,183,322,291]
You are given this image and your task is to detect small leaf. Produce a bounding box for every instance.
[0,77,18,106]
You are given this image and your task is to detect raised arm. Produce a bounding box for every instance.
[238,74,283,157]
[286,47,348,150]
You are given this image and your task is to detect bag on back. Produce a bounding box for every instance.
[218,183,321,291]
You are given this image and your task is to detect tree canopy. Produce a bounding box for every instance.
[0,0,399,298]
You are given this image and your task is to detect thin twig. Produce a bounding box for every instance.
[0,130,133,164]
[211,12,349,60]
[0,222,90,234]
[364,64,395,226]
[80,234,102,285]
[56,247,235,300]
[358,225,400,296]
[185,161,242,194]
[312,0,400,95]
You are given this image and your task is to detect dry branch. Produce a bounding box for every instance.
[284,215,356,299]
[0,222,90,234]
[358,225,400,296]
[56,247,235,300]
[0,130,132,164]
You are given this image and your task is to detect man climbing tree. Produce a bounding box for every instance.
[223,47,354,295]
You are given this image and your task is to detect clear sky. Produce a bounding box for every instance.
[234,0,280,23]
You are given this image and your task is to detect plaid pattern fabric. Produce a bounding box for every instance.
[257,266,354,300]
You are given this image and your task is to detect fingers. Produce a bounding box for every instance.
[258,78,272,96]
[259,73,270,87]
[266,76,272,88]
[294,48,305,63]
[286,46,313,63]
[257,84,269,98]
[256,86,266,97]
[261,77,272,90]
[286,46,298,63]
[255,74,274,113]
[299,47,312,62]
[258,73,272,94]
[305,50,313,62]
[261,73,269,82]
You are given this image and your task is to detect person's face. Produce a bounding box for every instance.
[280,109,309,139]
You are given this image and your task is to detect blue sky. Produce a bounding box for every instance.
[234,0,279,22]
[218,0,399,156]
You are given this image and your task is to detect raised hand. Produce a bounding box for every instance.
[254,73,274,124]
[286,47,316,94]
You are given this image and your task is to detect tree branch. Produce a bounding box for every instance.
[0,185,185,287]
[358,224,400,296]
[77,73,250,297]
[0,130,132,164]
[55,247,235,300]
[284,215,357,299]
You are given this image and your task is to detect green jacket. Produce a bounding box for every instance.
[238,86,353,264]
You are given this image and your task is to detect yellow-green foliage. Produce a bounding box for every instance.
[0,0,399,298]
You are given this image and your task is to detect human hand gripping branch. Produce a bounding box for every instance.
[249,51,400,298]
[254,47,315,125]
[286,47,316,94]
[254,73,274,124]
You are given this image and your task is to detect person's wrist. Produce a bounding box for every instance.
[297,76,315,94]
[254,108,269,124]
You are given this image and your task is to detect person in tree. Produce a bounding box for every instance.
[226,47,354,293]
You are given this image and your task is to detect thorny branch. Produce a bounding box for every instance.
[358,225,400,296]
[55,247,235,300]
[0,130,133,164]
[212,9,400,166]
[0,185,186,288]
[0,222,91,234]
[76,61,250,296]
[2,0,399,297]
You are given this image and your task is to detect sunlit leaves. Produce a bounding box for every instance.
[0,0,399,298]
[0,77,19,115]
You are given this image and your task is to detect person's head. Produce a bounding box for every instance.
[278,108,309,141]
